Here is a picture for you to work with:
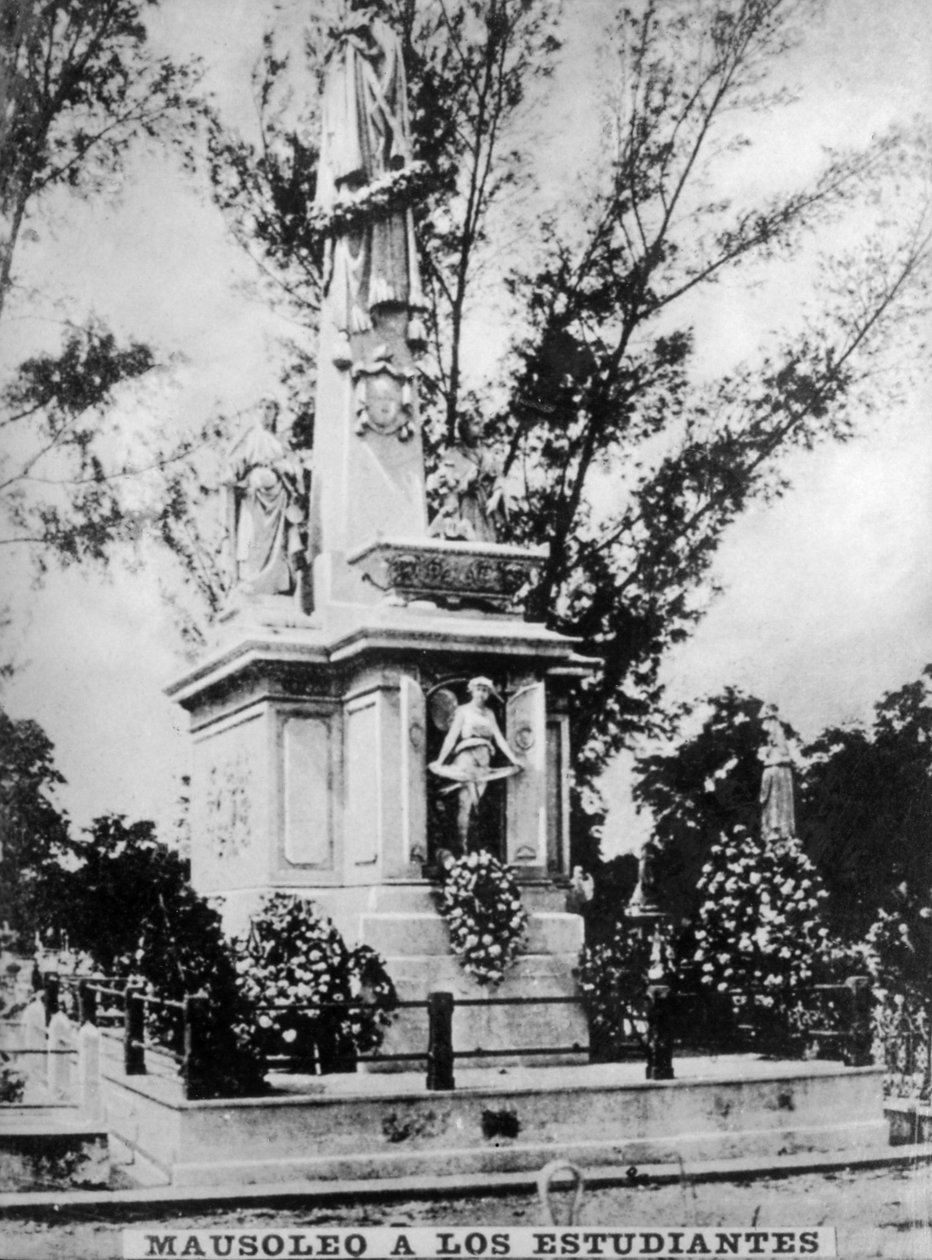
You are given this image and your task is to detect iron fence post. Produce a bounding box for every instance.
[78,980,97,1027]
[43,972,59,1026]
[426,990,455,1090]
[182,991,209,1100]
[843,975,873,1067]
[124,987,146,1076]
[922,1002,932,1103]
[645,983,674,1080]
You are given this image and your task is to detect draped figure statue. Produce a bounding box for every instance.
[225,402,306,597]
[759,704,796,841]
[316,0,426,348]
[428,417,509,544]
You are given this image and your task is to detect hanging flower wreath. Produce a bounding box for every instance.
[308,161,434,240]
[434,851,528,987]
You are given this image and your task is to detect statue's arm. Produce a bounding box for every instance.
[490,713,521,767]
[434,709,465,766]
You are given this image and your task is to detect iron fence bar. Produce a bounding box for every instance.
[2,1048,77,1056]
[452,1045,588,1058]
[452,995,582,1008]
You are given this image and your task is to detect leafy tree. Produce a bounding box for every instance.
[0,0,208,580]
[634,689,784,924]
[38,814,183,971]
[0,0,202,317]
[204,0,931,818]
[0,706,70,944]
[39,814,264,1097]
[206,0,562,442]
[801,667,932,941]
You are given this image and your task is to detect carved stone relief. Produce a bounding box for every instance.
[352,349,418,441]
[203,750,254,865]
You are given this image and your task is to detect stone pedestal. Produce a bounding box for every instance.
[169,604,589,911]
[168,603,591,1066]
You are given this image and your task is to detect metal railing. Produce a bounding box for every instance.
[881,999,931,1101]
[11,969,881,1102]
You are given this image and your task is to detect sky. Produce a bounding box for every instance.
[2,0,931,853]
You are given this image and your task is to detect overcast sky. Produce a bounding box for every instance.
[3,0,931,852]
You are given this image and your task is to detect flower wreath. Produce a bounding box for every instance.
[308,161,434,239]
[434,851,528,986]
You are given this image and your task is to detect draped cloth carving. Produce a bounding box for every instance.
[316,5,426,339]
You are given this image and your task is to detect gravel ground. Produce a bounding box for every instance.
[1,1164,930,1260]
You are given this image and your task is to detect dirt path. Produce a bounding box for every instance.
[2,1165,930,1260]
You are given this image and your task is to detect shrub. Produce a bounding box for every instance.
[434,851,528,986]
[577,921,665,1060]
[116,882,266,1099]
[690,825,844,1048]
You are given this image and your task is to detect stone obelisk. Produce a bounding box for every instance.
[308,2,430,610]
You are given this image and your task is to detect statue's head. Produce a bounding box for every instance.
[260,400,280,432]
[458,415,484,447]
[467,676,498,702]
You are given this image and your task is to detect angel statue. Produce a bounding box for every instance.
[429,678,522,853]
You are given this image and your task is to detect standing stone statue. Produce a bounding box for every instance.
[225,401,307,598]
[428,417,509,544]
[759,703,796,841]
[316,0,427,361]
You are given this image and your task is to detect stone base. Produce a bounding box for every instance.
[101,1060,886,1188]
[0,1109,109,1190]
[887,1100,932,1145]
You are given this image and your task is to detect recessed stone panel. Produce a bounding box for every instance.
[281,714,333,868]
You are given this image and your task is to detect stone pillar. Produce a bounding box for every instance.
[506,676,548,872]
[78,1022,103,1122]
[47,1010,73,1099]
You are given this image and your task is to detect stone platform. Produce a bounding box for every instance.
[101,1056,886,1188]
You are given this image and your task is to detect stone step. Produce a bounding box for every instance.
[360,911,583,958]
[369,882,571,915]
[385,953,582,992]
[376,993,589,1069]
[111,1061,887,1186]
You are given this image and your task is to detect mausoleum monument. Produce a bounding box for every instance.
[167,0,591,1058]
